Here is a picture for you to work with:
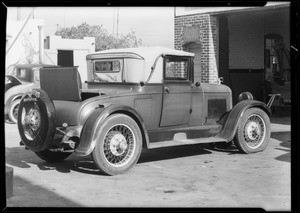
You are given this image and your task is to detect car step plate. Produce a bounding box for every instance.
[148,137,226,149]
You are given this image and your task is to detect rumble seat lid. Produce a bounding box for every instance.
[40,67,82,101]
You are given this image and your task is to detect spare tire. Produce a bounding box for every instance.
[17,89,56,152]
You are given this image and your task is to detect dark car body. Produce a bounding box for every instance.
[5,64,59,123]
[17,47,271,175]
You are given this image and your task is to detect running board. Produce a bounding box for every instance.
[148,137,227,149]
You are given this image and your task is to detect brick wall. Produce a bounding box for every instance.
[175,14,219,84]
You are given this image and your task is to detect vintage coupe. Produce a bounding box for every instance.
[17,47,271,175]
[5,64,58,123]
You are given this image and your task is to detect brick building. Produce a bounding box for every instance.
[174,2,290,108]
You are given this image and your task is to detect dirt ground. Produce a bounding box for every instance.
[4,116,291,210]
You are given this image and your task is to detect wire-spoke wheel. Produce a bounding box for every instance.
[21,102,42,141]
[92,114,142,175]
[234,108,270,153]
[17,89,56,152]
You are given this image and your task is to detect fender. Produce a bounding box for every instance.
[4,94,23,115]
[75,104,149,156]
[217,100,271,142]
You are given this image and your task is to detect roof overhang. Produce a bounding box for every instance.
[175,2,290,17]
[86,52,144,60]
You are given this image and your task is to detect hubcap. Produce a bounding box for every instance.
[12,103,19,121]
[246,121,260,140]
[109,133,128,156]
[21,102,41,141]
[103,124,136,167]
[243,114,266,149]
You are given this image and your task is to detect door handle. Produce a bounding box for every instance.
[165,86,170,93]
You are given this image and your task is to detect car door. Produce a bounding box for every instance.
[159,56,192,127]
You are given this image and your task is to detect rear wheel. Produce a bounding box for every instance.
[92,114,142,175]
[234,108,270,153]
[8,99,20,124]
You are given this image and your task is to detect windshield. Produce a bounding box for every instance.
[93,59,123,82]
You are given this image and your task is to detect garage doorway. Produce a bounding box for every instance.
[187,43,201,83]
[57,50,74,67]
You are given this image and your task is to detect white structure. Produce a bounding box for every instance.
[6,19,95,83]
[44,36,95,82]
[6,19,44,71]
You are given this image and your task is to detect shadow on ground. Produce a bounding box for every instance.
[6,144,214,175]
[5,147,101,175]
[271,131,291,143]
[138,144,212,164]
[274,141,291,163]
[271,131,291,163]
[6,175,82,207]
[202,142,240,155]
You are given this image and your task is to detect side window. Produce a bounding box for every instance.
[94,60,121,72]
[93,59,123,82]
[165,57,189,81]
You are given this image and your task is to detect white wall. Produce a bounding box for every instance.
[74,50,89,82]
[44,49,57,65]
[6,19,44,71]
[45,35,95,82]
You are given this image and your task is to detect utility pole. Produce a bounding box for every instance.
[17,7,20,21]
[116,8,119,39]
[113,8,115,36]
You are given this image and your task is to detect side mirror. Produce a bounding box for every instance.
[195,82,200,87]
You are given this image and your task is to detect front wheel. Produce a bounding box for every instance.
[234,108,271,153]
[92,114,142,175]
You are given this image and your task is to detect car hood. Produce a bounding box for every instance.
[6,75,30,84]
[6,75,21,85]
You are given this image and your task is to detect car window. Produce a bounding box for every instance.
[16,68,30,81]
[95,60,120,72]
[93,59,123,82]
[165,58,189,81]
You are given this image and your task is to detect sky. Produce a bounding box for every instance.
[7,7,175,48]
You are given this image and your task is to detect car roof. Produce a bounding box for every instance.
[86,46,195,61]
[14,64,59,69]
